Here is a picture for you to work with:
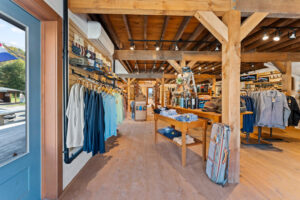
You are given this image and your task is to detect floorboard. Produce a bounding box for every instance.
[60,112,300,200]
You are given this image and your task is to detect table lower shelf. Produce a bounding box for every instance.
[156,132,203,147]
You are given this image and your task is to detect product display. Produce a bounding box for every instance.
[173,135,195,145]
[250,90,290,129]
[286,96,300,126]
[66,82,125,156]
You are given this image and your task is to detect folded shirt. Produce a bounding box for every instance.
[175,113,198,122]
[173,135,195,145]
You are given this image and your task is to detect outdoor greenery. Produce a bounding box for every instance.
[0,46,25,91]
[0,60,25,91]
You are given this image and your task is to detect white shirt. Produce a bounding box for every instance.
[66,84,85,148]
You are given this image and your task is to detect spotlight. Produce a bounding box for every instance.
[262,32,269,41]
[198,66,202,70]
[251,64,255,68]
[289,30,296,39]
[212,67,215,71]
[153,64,156,69]
[273,30,281,41]
[161,67,164,70]
[130,41,135,50]
[215,43,220,51]
[155,42,160,51]
[175,44,179,51]
[135,63,138,69]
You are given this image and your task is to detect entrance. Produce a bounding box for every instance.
[0,1,41,199]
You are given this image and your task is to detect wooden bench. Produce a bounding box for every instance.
[0,109,25,125]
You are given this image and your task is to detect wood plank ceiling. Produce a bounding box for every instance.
[91,14,300,75]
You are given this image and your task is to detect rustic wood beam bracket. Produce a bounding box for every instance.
[240,12,269,41]
[168,60,182,73]
[194,11,228,44]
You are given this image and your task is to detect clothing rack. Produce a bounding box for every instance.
[71,69,122,90]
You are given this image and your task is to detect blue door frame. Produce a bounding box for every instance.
[0,1,41,199]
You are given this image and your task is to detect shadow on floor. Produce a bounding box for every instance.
[60,155,112,200]
[155,141,236,199]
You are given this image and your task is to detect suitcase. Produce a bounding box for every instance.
[206,123,231,186]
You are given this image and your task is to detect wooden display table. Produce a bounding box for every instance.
[154,114,208,167]
[167,106,253,127]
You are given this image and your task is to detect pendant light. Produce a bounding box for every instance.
[155,42,160,51]
[273,29,281,41]
[262,31,269,40]
[130,41,135,50]
[175,43,179,51]
[289,30,296,39]
[135,62,138,69]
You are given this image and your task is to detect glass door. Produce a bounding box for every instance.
[0,1,41,199]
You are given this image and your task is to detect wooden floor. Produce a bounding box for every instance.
[0,123,26,164]
[60,113,300,200]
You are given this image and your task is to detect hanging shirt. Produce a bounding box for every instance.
[287,96,300,126]
[66,84,85,148]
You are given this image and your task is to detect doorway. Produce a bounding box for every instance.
[0,1,41,199]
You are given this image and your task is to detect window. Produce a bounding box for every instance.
[0,15,27,166]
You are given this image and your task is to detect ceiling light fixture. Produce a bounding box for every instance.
[130,41,135,50]
[289,30,296,39]
[251,64,255,68]
[212,67,215,71]
[215,43,220,51]
[155,42,160,51]
[175,43,179,51]
[199,66,202,70]
[262,32,269,41]
[273,29,281,41]
[135,63,138,69]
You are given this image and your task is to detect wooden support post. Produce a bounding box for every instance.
[222,10,241,183]
[282,61,292,95]
[161,78,165,107]
[212,78,216,97]
[127,78,131,113]
[14,93,17,103]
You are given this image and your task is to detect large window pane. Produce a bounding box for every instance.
[0,16,26,166]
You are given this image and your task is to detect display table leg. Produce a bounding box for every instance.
[181,128,187,167]
[154,119,158,144]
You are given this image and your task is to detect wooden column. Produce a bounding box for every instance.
[127,78,131,113]
[161,78,165,107]
[282,61,292,95]
[212,78,216,97]
[222,10,241,183]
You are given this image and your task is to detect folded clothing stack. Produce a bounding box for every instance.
[160,109,178,117]
[173,135,195,145]
[157,126,182,139]
[174,113,198,122]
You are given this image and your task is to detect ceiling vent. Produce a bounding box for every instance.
[87,21,114,56]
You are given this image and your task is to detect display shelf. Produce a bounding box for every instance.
[156,131,203,147]
[154,114,208,167]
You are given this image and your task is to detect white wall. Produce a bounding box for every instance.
[115,60,128,74]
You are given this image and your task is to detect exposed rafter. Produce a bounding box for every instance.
[144,15,148,49]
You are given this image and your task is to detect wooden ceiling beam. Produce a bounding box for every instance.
[180,24,205,50]
[272,62,287,74]
[242,18,288,47]
[167,60,182,73]
[97,14,123,49]
[240,12,268,41]
[158,16,170,49]
[237,0,300,16]
[170,16,192,50]
[69,0,231,16]
[123,15,133,40]
[114,50,300,62]
[144,15,148,49]
[243,19,298,51]
[194,11,228,44]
